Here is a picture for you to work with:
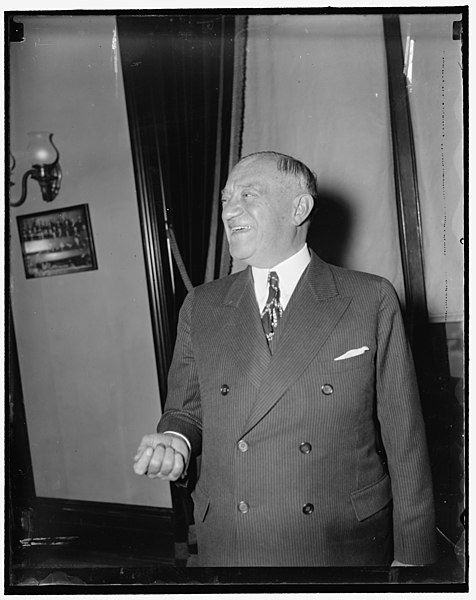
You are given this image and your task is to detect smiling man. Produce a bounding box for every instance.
[221,153,313,267]
[134,151,437,568]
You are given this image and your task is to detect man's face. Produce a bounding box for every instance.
[221,157,299,268]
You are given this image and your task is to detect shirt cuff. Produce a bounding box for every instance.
[163,431,191,478]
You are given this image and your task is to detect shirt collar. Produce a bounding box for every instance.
[252,244,311,310]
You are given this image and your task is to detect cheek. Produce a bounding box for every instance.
[251,206,281,245]
[265,212,286,235]
[222,215,229,236]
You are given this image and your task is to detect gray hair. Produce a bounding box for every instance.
[241,151,318,209]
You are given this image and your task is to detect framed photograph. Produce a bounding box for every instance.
[17,204,98,278]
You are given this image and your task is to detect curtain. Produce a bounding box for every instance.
[240,13,463,324]
[240,14,406,301]
[117,15,237,315]
[117,14,243,566]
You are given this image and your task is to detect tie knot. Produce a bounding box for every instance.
[268,271,279,290]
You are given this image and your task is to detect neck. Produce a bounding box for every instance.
[256,243,308,270]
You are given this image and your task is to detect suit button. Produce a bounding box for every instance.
[238,440,249,452]
[299,442,312,454]
[321,383,334,395]
[302,503,314,515]
[220,384,230,396]
[238,501,249,514]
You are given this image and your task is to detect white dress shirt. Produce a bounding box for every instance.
[252,243,311,313]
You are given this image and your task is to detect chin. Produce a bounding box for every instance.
[230,253,251,264]
[229,244,252,262]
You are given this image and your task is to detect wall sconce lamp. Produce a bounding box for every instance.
[10,132,62,207]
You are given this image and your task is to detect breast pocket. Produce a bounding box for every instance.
[318,349,374,374]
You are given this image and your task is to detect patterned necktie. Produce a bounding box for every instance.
[261,271,283,345]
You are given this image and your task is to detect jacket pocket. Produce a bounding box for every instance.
[316,350,374,374]
[191,481,210,523]
[350,473,392,522]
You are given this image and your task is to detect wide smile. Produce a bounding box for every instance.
[230,225,252,234]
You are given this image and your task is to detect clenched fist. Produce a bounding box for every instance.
[133,433,189,481]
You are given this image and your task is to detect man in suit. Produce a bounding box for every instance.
[134,151,437,567]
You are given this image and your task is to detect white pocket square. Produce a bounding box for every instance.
[334,346,370,361]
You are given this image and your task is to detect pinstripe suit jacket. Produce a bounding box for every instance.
[158,251,437,567]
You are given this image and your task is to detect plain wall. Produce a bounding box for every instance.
[9,15,171,508]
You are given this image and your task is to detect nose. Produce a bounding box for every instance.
[222,193,244,221]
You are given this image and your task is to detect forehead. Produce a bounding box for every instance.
[227,157,283,186]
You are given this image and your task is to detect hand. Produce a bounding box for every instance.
[133,433,189,481]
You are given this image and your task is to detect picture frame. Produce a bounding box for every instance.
[17,204,98,278]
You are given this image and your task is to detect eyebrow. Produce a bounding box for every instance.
[221,183,265,195]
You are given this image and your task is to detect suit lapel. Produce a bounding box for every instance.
[240,253,352,436]
[222,267,271,389]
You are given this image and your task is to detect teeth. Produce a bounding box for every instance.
[232,226,250,232]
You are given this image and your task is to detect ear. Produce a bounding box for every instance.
[292,194,314,226]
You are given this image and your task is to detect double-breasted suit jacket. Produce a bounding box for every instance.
[158,251,437,567]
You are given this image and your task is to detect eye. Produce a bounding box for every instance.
[242,191,257,200]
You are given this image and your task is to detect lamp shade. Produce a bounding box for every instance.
[27,132,59,166]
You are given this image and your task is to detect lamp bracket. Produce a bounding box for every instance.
[9,162,62,207]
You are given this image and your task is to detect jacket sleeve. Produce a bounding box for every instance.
[376,278,438,565]
[156,290,203,457]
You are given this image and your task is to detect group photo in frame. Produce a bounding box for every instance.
[17,204,98,279]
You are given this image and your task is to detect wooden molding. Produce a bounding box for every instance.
[19,496,174,559]
[383,14,428,339]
